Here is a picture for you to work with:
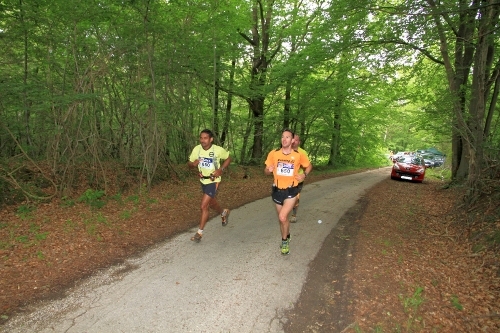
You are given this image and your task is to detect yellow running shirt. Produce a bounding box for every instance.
[296,147,309,175]
[189,144,229,184]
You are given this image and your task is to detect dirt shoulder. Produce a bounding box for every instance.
[285,178,500,333]
[284,192,368,332]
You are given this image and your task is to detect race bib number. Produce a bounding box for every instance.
[276,162,294,176]
[199,157,214,170]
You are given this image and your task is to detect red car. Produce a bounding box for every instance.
[390,155,426,183]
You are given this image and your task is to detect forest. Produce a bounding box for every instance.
[0,0,499,204]
[0,1,499,330]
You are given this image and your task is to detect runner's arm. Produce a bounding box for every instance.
[187,159,200,168]
[213,156,232,177]
[304,163,312,177]
[264,151,274,175]
[296,163,312,182]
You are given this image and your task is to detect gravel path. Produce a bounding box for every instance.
[2,168,388,333]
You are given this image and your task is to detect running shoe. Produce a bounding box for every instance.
[280,240,290,255]
[191,232,202,242]
[221,209,230,226]
[289,214,297,223]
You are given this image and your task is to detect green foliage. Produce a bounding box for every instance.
[16,235,29,244]
[0,0,496,203]
[78,189,106,209]
[95,212,110,226]
[61,197,76,208]
[126,195,140,204]
[29,222,40,234]
[450,295,463,311]
[425,167,452,181]
[120,210,132,220]
[9,222,50,248]
[16,205,36,220]
[83,218,98,238]
[399,286,425,330]
[110,193,124,205]
[36,250,45,260]
[64,219,77,233]
[400,286,425,311]
[82,211,110,240]
[487,230,500,245]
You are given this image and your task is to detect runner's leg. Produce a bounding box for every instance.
[276,197,296,240]
[290,193,300,222]
[199,193,212,230]
[209,197,223,215]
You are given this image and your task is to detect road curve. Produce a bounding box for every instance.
[2,168,389,333]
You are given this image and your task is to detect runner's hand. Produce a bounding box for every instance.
[296,173,306,182]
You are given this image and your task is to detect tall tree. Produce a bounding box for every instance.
[370,0,500,200]
[238,0,283,163]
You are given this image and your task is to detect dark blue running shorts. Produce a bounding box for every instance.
[201,182,219,198]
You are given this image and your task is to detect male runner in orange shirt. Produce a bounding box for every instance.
[264,129,312,255]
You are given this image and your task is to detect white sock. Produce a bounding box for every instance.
[198,229,203,234]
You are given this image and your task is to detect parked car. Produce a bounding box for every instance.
[421,154,436,168]
[390,151,411,161]
[417,148,446,167]
[433,155,445,167]
[390,155,426,183]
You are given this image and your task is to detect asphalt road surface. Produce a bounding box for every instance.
[2,168,388,333]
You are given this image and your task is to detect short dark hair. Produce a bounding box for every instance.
[282,128,295,138]
[200,129,214,138]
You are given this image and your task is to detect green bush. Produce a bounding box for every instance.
[78,189,106,209]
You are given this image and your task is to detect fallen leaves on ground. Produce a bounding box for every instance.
[343,179,500,333]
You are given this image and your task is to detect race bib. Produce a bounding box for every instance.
[199,157,214,170]
[276,162,294,176]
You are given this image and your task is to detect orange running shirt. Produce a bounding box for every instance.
[265,149,311,189]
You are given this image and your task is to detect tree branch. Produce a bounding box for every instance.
[237,28,255,46]
[360,39,444,65]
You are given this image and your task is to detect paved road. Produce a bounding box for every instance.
[2,168,388,333]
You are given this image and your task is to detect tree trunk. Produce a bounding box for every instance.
[220,59,236,147]
[213,51,220,139]
[463,2,497,203]
[328,112,341,166]
[239,0,280,164]
[283,78,292,129]
[249,98,265,163]
[484,74,499,139]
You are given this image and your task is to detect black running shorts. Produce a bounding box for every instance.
[271,186,299,205]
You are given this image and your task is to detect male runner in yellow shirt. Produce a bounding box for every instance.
[188,129,231,242]
[290,134,309,223]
